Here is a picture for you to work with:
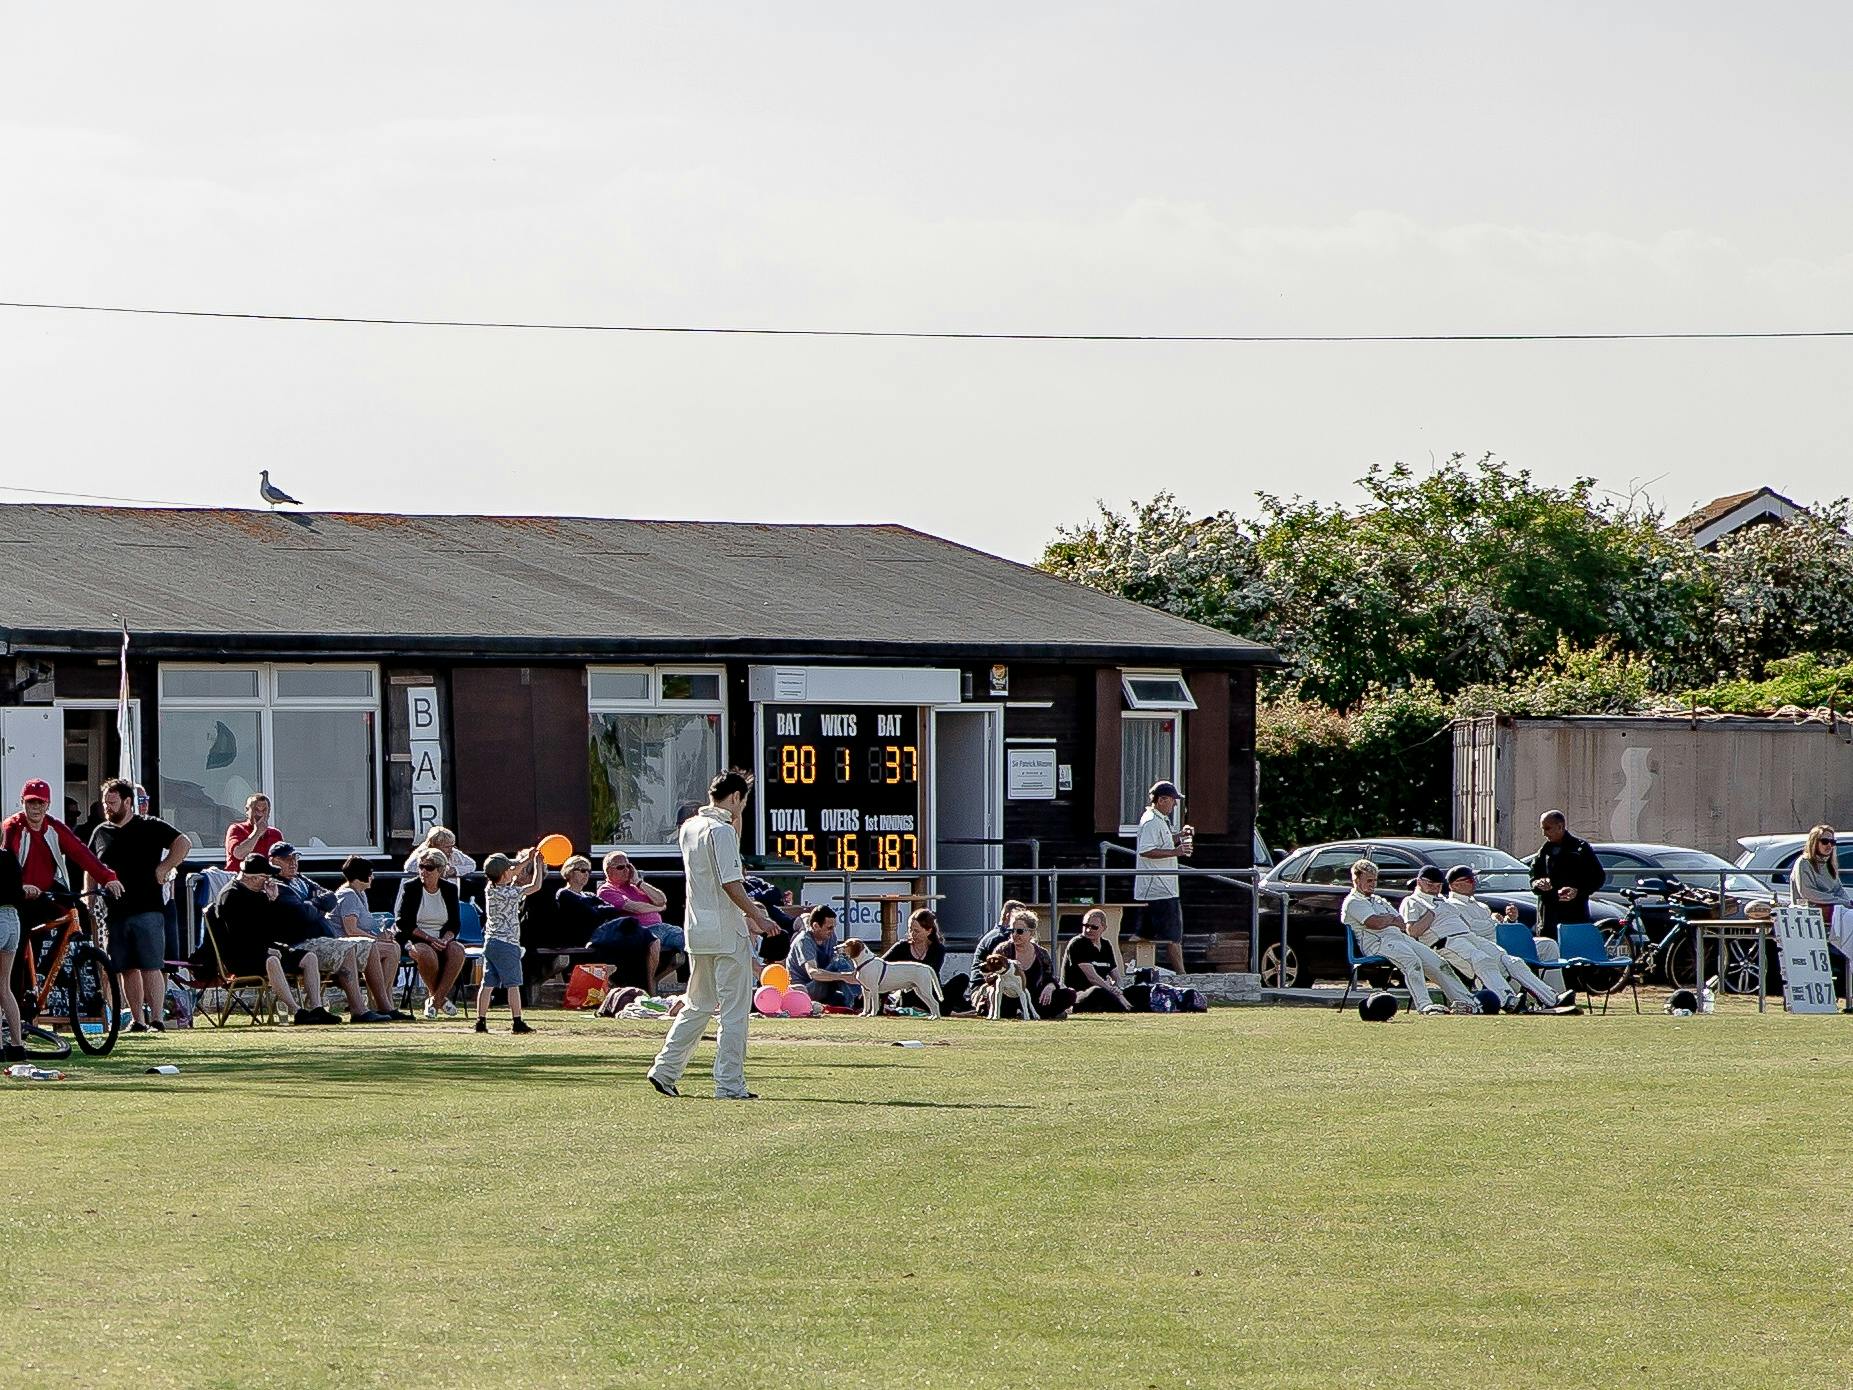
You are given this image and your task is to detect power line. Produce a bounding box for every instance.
[0,483,184,506]
[1,298,1850,344]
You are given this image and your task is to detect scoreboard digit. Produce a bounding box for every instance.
[762,704,922,875]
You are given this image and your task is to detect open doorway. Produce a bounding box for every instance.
[931,705,1002,945]
[55,701,140,837]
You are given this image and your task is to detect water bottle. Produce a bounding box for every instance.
[1700,976,1718,1014]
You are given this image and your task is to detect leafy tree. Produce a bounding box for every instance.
[1699,503,1853,679]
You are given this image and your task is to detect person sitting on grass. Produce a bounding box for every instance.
[556,855,659,990]
[212,855,342,1025]
[394,849,469,1018]
[1340,860,1478,1016]
[971,899,1027,969]
[476,848,545,1034]
[599,851,687,984]
[1063,908,1132,1012]
[991,910,1075,1019]
[269,843,392,1022]
[787,904,862,1010]
[881,908,966,1013]
[331,856,411,1020]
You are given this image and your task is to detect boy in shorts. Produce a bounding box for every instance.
[475,847,545,1034]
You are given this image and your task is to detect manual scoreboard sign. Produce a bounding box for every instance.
[1772,906,1839,1013]
[760,704,922,874]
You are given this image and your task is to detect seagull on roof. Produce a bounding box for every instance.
[259,470,302,508]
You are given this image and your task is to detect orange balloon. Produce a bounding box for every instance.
[759,963,791,993]
[538,834,572,868]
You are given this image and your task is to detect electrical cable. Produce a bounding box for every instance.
[1,299,1849,343]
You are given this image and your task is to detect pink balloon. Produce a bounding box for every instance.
[780,989,814,1017]
[753,986,785,1015]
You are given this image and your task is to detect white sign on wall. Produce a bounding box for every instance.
[1773,906,1839,1014]
[406,687,444,836]
[1006,745,1057,800]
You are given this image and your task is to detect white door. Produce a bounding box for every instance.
[1,707,64,805]
[931,705,1002,942]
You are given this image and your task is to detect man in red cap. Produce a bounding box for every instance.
[3,778,124,929]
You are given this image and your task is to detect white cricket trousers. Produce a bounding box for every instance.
[1439,933,1559,1006]
[649,942,755,1098]
[1359,927,1477,1008]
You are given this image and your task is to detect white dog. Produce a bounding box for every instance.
[840,938,943,1018]
[976,951,1039,1021]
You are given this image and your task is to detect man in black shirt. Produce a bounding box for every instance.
[1527,810,1608,934]
[211,857,341,1025]
[88,777,190,1032]
[1062,908,1132,1012]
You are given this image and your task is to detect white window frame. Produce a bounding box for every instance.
[157,662,384,854]
[1120,669,1198,711]
[588,664,728,856]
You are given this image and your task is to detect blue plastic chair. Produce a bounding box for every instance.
[1495,922,1550,973]
[1555,921,1638,1015]
[1339,925,1394,1012]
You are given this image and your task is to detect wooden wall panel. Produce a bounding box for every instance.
[1093,667,1121,834]
[452,665,588,855]
[1185,670,1229,835]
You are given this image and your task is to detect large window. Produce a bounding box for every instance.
[589,666,726,852]
[159,664,381,855]
[1118,669,1192,832]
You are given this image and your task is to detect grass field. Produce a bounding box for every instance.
[6,1002,1853,1388]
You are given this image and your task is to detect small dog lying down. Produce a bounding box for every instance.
[840,938,943,1018]
[973,950,1039,1021]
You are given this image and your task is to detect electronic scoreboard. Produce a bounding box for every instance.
[760,704,922,873]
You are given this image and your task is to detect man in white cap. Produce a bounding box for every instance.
[647,770,776,1100]
[1341,859,1478,1014]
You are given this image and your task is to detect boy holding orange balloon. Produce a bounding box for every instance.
[475,845,546,1034]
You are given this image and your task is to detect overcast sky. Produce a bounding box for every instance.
[3,2,1849,561]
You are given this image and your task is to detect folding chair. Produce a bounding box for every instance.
[1337,926,1393,1011]
[452,901,486,1002]
[186,908,279,1026]
[1554,921,1639,1015]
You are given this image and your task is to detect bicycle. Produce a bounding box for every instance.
[16,890,120,1061]
[1606,884,1772,995]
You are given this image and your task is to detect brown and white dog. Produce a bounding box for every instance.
[974,950,1039,1021]
[840,938,943,1018]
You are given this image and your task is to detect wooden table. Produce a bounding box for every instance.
[849,892,946,947]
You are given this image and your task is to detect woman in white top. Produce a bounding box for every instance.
[1788,824,1853,1010]
[393,849,468,1017]
[402,826,477,880]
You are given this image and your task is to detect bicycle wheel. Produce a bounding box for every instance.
[67,943,120,1057]
[1664,930,1709,993]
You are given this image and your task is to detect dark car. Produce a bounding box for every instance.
[1256,837,1626,989]
[1590,843,1778,985]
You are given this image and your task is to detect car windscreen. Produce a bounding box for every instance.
[1647,851,1767,897]
[1433,846,1532,890]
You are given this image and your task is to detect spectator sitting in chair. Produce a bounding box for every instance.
[1063,908,1132,1012]
[599,851,686,982]
[787,905,861,1010]
[1401,864,1567,1014]
[224,792,283,871]
[1340,859,1479,1016]
[331,856,411,1020]
[403,826,476,881]
[1444,864,1571,1009]
[394,849,470,1018]
[268,844,394,1023]
[745,877,800,967]
[212,856,343,1025]
[556,855,659,990]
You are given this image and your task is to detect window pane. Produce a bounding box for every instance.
[661,672,720,702]
[275,667,375,700]
[1128,678,1190,706]
[589,711,722,846]
[159,709,263,852]
[1119,717,1176,827]
[588,669,651,703]
[163,668,260,700]
[273,709,377,849]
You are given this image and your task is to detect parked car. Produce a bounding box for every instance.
[1734,833,1853,898]
[1256,837,1625,989]
[1590,843,1779,987]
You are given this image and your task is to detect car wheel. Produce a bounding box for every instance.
[1258,939,1308,989]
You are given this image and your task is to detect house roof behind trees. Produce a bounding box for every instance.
[0,504,1279,664]
[1670,487,1806,549]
